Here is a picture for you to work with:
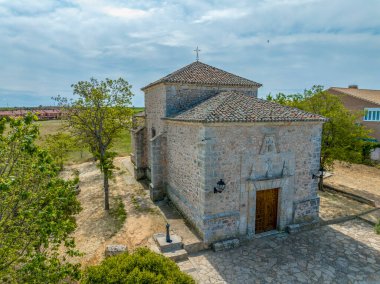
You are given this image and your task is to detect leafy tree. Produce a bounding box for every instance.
[82,248,194,284]
[0,114,81,283]
[267,86,371,190]
[56,78,134,210]
[44,131,76,169]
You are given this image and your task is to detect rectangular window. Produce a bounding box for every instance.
[364,108,380,121]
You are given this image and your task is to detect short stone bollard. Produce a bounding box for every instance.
[166,223,172,243]
[105,244,127,257]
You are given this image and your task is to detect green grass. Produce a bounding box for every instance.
[36,119,133,164]
[133,107,144,113]
[36,120,66,138]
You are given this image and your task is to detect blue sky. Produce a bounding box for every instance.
[0,0,379,107]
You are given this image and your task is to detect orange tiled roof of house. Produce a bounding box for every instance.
[328,87,380,106]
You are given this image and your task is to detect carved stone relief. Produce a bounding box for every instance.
[260,135,278,155]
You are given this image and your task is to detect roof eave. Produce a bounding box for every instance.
[163,117,327,123]
[142,81,262,92]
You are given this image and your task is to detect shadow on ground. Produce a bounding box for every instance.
[181,219,380,283]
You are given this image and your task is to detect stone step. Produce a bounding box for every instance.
[163,249,188,262]
[183,240,205,254]
[212,238,240,252]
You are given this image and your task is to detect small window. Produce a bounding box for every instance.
[151,127,156,138]
[364,108,380,122]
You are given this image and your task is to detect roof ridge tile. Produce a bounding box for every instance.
[142,61,262,90]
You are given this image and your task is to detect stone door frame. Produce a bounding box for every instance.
[242,176,293,239]
[255,187,279,234]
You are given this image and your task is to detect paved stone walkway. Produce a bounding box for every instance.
[178,220,380,283]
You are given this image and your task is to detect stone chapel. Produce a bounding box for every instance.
[131,61,326,245]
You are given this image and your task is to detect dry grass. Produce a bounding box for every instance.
[319,190,373,221]
[61,157,166,268]
[324,161,380,198]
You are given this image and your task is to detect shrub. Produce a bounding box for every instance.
[375,220,380,235]
[82,248,194,284]
[109,197,127,233]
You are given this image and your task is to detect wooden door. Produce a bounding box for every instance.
[255,188,278,234]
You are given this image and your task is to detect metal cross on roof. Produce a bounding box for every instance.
[194,46,201,61]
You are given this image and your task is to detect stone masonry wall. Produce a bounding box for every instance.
[149,133,167,201]
[130,127,147,179]
[164,120,323,244]
[201,121,323,243]
[165,84,258,117]
[144,84,167,168]
[143,83,258,170]
[165,121,206,236]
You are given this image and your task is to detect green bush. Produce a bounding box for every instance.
[375,219,380,235]
[82,248,194,284]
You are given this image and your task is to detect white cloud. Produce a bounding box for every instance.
[194,8,248,23]
[102,6,151,20]
[0,0,379,107]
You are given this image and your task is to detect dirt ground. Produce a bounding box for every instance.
[319,190,373,221]
[61,157,166,267]
[61,158,378,267]
[324,161,380,197]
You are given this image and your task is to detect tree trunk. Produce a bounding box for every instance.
[103,169,110,211]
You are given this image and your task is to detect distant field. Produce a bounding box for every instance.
[35,107,144,164]
[133,107,144,113]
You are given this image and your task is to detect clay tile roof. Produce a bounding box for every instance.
[141,61,262,90]
[328,87,380,106]
[166,91,327,123]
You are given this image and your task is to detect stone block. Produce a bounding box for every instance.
[286,220,319,234]
[153,233,183,253]
[163,249,188,262]
[212,238,240,252]
[105,244,127,257]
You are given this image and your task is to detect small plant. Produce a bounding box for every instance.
[131,195,141,211]
[375,220,380,235]
[109,197,127,232]
[131,194,159,214]
[81,248,194,283]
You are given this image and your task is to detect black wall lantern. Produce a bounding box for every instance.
[312,167,324,179]
[214,179,226,193]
